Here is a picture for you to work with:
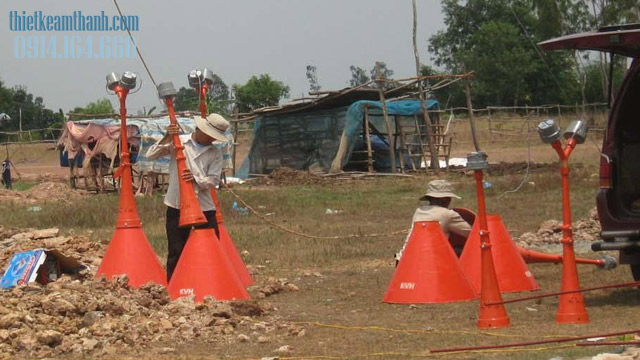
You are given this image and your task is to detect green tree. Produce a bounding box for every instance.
[232,74,290,113]
[428,0,579,107]
[174,87,199,112]
[174,74,231,116]
[348,65,370,87]
[306,65,321,92]
[370,61,394,82]
[70,98,115,120]
[0,81,63,131]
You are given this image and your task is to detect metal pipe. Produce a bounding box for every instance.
[429,328,640,354]
[592,241,640,251]
[519,247,616,268]
[600,230,640,239]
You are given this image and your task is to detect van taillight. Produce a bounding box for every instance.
[600,156,612,189]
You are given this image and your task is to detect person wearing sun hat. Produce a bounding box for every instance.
[146,113,230,280]
[395,179,471,264]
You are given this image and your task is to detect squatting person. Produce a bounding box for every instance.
[395,179,472,264]
[146,113,230,281]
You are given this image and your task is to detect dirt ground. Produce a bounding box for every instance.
[1,119,638,360]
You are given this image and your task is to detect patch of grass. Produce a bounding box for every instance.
[0,165,629,360]
[7,180,37,191]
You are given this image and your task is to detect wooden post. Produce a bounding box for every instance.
[412,0,440,172]
[398,117,416,172]
[464,74,481,152]
[375,64,397,173]
[557,104,562,121]
[414,115,429,171]
[232,120,239,176]
[364,106,374,174]
[395,115,405,173]
[488,107,494,143]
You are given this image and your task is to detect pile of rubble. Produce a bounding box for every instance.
[250,167,327,186]
[516,208,601,247]
[0,228,301,359]
[0,182,84,205]
[583,346,640,360]
[20,172,67,184]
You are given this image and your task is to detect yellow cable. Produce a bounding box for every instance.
[290,320,577,339]
[232,344,577,360]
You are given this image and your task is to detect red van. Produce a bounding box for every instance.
[539,24,640,281]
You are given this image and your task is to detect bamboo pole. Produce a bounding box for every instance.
[398,118,416,172]
[232,121,239,176]
[414,115,429,171]
[364,106,374,174]
[412,0,439,172]
[487,107,494,143]
[395,115,405,173]
[375,64,397,173]
[463,70,481,152]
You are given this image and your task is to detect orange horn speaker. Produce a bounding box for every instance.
[96,73,167,288]
[158,82,207,227]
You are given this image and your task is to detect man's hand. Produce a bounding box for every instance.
[181,169,195,183]
[158,124,180,145]
[166,124,180,135]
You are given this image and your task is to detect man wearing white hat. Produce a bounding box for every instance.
[395,179,471,263]
[146,113,230,280]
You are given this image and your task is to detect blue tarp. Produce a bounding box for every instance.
[62,117,234,174]
[340,100,439,170]
[236,99,439,178]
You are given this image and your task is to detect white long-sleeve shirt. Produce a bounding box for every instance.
[146,133,222,211]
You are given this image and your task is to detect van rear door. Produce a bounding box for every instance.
[538,24,640,57]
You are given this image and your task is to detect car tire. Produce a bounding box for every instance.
[631,264,640,286]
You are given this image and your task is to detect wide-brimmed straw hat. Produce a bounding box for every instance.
[194,113,229,142]
[419,179,461,200]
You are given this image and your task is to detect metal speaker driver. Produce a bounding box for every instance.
[106,72,120,91]
[537,119,562,144]
[157,82,177,99]
[120,72,137,90]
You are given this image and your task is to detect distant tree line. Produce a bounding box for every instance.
[425,0,639,108]
[0,80,64,131]
[13,0,638,128]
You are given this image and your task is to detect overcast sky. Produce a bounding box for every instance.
[0,1,445,115]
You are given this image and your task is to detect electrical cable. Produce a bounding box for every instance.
[222,182,408,239]
[112,0,157,88]
[231,344,579,360]
[509,4,571,101]
[430,328,640,354]
[497,120,532,198]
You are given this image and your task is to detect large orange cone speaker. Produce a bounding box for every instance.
[383,221,477,304]
[96,228,167,287]
[96,80,166,288]
[460,215,539,293]
[211,189,253,287]
[167,228,250,302]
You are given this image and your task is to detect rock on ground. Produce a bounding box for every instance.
[0,227,291,360]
